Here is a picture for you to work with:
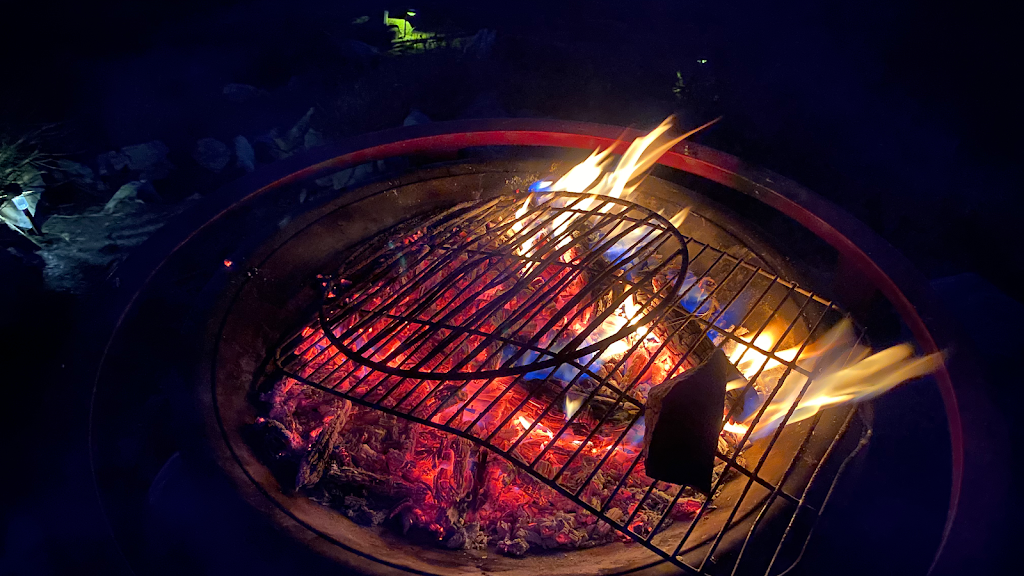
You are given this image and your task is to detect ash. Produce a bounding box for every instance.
[255,380,738,556]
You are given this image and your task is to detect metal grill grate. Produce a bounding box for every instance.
[271,193,865,575]
[313,192,689,381]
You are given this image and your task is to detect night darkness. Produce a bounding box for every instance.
[1,1,1020,575]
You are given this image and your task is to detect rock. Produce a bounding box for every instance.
[460,91,508,119]
[403,109,431,126]
[192,138,231,173]
[315,168,353,190]
[276,108,316,153]
[55,160,98,188]
[464,29,497,59]
[234,136,256,173]
[96,150,130,176]
[314,163,375,190]
[99,141,173,180]
[285,75,303,92]
[103,181,156,214]
[121,141,173,180]
[254,132,287,162]
[333,39,380,69]
[303,129,327,150]
[222,83,268,103]
[39,201,184,293]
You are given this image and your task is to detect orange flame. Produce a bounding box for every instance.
[505,117,713,260]
[722,421,749,435]
[736,320,942,440]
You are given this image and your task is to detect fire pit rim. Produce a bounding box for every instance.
[91,118,975,574]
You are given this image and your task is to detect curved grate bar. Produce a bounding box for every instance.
[317,192,690,380]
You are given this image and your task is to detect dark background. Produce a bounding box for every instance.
[0,1,1019,575]
[2,0,1019,299]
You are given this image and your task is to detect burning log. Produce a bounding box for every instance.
[295,400,351,490]
[496,536,530,556]
[319,463,430,502]
[468,449,489,510]
[254,417,295,459]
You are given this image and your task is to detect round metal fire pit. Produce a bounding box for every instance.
[89,119,993,576]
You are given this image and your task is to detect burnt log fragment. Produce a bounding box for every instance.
[340,495,387,526]
[295,407,349,490]
[322,463,429,502]
[642,348,740,494]
[255,417,292,459]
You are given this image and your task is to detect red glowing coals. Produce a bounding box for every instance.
[259,199,716,555]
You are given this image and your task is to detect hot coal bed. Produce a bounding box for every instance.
[90,120,968,576]
[255,187,850,556]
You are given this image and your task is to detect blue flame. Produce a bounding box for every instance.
[733,387,764,422]
[506,340,602,383]
[602,238,650,273]
[671,270,746,342]
[621,416,646,452]
[527,179,554,193]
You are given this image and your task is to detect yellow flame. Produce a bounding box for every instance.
[551,148,614,193]
[725,378,747,392]
[728,329,801,379]
[503,117,716,263]
[516,415,554,439]
[593,295,665,361]
[511,197,530,231]
[739,320,943,440]
[722,421,749,434]
[603,339,631,358]
[498,119,711,371]
[669,207,690,230]
[564,395,584,419]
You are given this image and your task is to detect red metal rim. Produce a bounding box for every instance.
[96,118,982,573]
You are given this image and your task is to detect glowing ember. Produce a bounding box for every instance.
[722,421,749,435]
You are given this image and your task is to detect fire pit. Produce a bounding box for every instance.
[90,119,981,576]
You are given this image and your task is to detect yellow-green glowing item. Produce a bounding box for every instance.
[384,10,435,43]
